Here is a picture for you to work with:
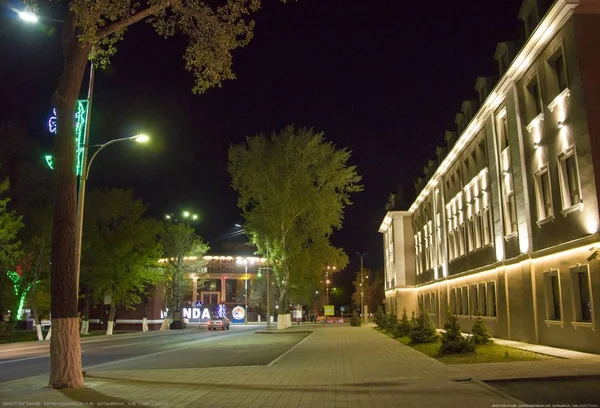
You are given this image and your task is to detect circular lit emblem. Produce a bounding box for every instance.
[232,306,245,320]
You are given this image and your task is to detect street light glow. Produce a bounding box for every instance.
[17,10,39,23]
[132,134,150,143]
[182,211,190,218]
[192,214,198,220]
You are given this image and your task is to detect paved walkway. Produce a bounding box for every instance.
[1,324,599,407]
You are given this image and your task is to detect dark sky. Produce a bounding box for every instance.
[0,0,524,300]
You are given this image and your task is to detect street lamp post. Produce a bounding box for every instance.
[357,252,367,323]
[73,134,150,293]
[235,224,272,329]
[236,258,249,325]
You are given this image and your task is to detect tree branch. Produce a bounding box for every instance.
[96,2,171,40]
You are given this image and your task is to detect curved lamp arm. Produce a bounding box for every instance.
[85,135,147,180]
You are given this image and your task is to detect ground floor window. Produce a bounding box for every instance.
[543,271,562,321]
[570,266,593,322]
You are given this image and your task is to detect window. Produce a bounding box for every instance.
[548,49,568,94]
[450,288,457,314]
[544,271,562,321]
[470,284,479,316]
[505,191,517,235]
[558,147,582,210]
[461,287,469,315]
[496,111,510,152]
[526,75,543,119]
[535,167,553,221]
[455,288,462,315]
[486,282,497,317]
[570,266,593,323]
[577,272,592,322]
[478,283,487,316]
[482,205,492,246]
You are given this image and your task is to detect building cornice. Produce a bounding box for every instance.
[379,210,412,233]
[408,0,579,214]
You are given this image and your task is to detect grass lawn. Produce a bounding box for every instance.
[375,328,556,364]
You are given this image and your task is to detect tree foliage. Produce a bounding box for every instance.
[0,179,23,273]
[228,126,362,312]
[81,189,163,312]
[439,307,476,355]
[471,313,493,345]
[160,221,209,317]
[408,302,438,344]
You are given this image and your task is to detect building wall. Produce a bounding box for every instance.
[380,0,600,353]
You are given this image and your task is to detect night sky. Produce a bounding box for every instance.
[0,0,524,301]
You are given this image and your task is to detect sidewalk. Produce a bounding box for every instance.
[1,324,599,407]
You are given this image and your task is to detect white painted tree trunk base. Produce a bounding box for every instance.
[45,326,52,340]
[277,314,285,330]
[142,317,148,332]
[82,321,89,335]
[36,324,43,341]
[106,321,114,335]
[286,314,292,328]
[49,317,84,388]
[160,319,171,331]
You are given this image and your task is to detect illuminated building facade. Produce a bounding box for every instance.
[380,0,600,353]
[88,250,266,330]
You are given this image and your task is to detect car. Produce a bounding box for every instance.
[207,317,230,330]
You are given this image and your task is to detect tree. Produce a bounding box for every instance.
[408,302,438,344]
[471,313,493,345]
[0,124,54,334]
[160,221,209,329]
[31,0,285,388]
[439,307,476,355]
[351,268,384,314]
[0,178,23,278]
[81,189,163,335]
[393,307,411,338]
[229,126,362,313]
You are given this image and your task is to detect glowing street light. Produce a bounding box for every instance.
[17,10,39,23]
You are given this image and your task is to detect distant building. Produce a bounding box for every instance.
[88,245,267,330]
[380,0,600,353]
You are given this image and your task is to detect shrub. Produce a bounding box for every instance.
[374,306,385,329]
[471,314,493,345]
[393,308,411,338]
[349,311,361,326]
[408,302,438,344]
[439,307,476,355]
[384,313,398,333]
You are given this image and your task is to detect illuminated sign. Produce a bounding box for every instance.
[217,304,226,318]
[324,305,335,316]
[182,307,211,320]
[232,306,245,320]
[45,100,89,176]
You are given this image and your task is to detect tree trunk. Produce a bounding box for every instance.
[106,298,116,335]
[29,292,44,341]
[80,289,90,335]
[49,11,91,387]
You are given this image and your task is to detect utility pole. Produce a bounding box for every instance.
[357,252,367,323]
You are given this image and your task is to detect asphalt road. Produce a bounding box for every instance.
[0,325,286,384]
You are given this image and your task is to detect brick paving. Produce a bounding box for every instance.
[1,324,599,407]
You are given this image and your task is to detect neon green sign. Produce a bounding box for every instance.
[45,100,89,176]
